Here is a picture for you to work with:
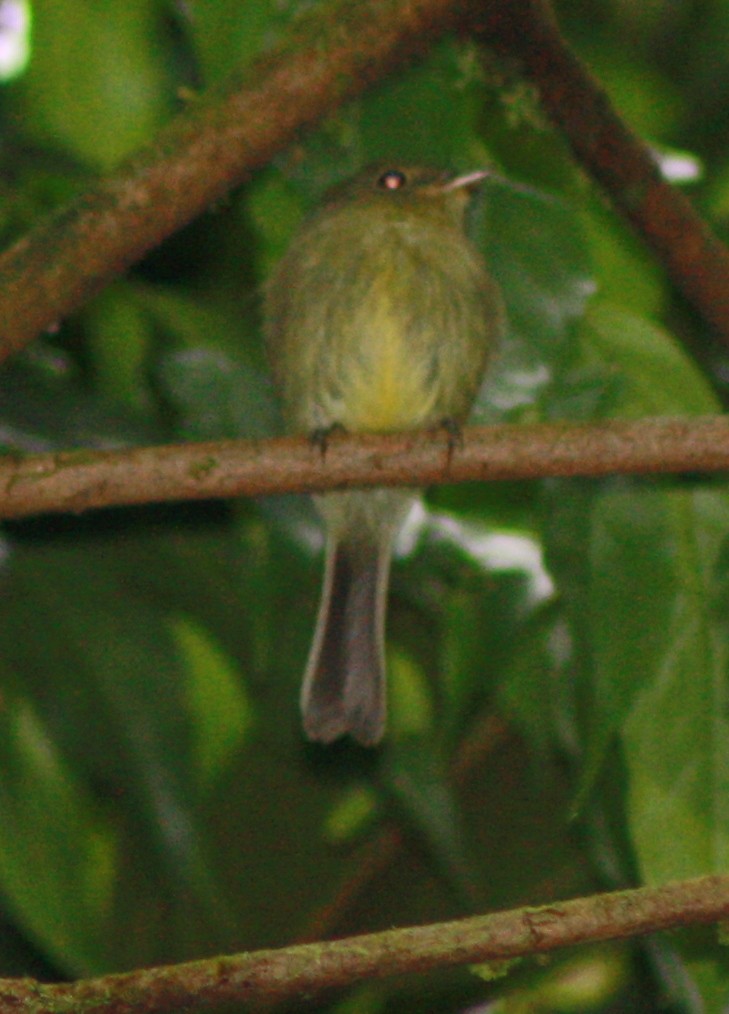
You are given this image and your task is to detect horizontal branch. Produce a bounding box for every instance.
[3,875,728,1011]
[1,416,727,520]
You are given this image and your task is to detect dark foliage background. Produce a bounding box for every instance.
[0,1,728,1010]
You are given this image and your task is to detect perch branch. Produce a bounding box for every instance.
[0,415,727,521]
[1,875,728,1012]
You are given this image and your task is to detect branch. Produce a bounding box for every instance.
[0,0,478,363]
[1,0,728,368]
[2,875,728,1012]
[479,0,729,346]
[0,416,727,521]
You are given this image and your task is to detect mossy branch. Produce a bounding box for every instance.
[0,0,478,362]
[1,875,727,1012]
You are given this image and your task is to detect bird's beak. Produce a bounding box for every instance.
[442,169,491,192]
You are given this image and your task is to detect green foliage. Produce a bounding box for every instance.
[0,0,728,1010]
[18,0,176,170]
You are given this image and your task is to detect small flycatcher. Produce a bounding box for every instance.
[265,164,505,746]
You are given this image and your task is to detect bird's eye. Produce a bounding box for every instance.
[377,169,407,191]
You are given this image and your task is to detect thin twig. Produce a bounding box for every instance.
[0,416,727,521]
[1,875,727,1012]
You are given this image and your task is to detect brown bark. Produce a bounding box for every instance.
[0,416,726,521]
[1,875,727,1012]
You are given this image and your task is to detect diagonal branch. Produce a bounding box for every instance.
[0,0,728,367]
[1,416,728,521]
[0,0,479,363]
[478,0,729,345]
[1,875,728,1012]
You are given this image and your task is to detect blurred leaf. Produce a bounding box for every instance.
[171,615,252,788]
[581,300,720,417]
[331,984,388,1014]
[134,281,278,438]
[663,927,729,1014]
[545,301,724,808]
[82,283,156,410]
[581,206,665,320]
[588,485,729,884]
[477,177,596,419]
[585,51,682,138]
[156,345,277,439]
[248,169,307,282]
[624,486,729,884]
[382,736,478,907]
[183,0,287,83]
[0,352,157,451]
[134,284,234,350]
[495,599,564,754]
[324,784,377,843]
[19,0,174,169]
[0,689,116,973]
[395,506,551,748]
[388,645,434,739]
[494,947,630,1013]
[484,180,595,352]
[357,40,484,170]
[0,529,237,969]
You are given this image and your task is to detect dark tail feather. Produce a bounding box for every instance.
[300,535,391,746]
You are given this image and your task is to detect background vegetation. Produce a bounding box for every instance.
[0,0,728,1010]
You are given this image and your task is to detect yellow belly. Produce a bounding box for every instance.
[333,281,438,434]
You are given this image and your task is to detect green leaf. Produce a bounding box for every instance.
[581,300,720,417]
[357,40,484,170]
[248,170,308,282]
[82,283,156,410]
[477,178,596,419]
[0,530,237,968]
[581,205,664,319]
[618,488,729,883]
[665,928,729,1014]
[544,304,724,813]
[182,0,288,83]
[0,690,116,974]
[171,615,252,788]
[134,282,278,439]
[156,345,277,440]
[19,0,174,169]
[382,735,479,908]
[0,354,156,452]
[484,181,595,352]
[495,599,563,754]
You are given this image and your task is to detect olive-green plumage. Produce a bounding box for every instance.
[264,164,505,745]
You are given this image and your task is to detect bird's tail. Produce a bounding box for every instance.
[300,533,392,746]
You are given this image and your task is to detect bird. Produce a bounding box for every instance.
[264,163,505,745]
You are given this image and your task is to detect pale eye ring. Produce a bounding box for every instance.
[377,169,407,191]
